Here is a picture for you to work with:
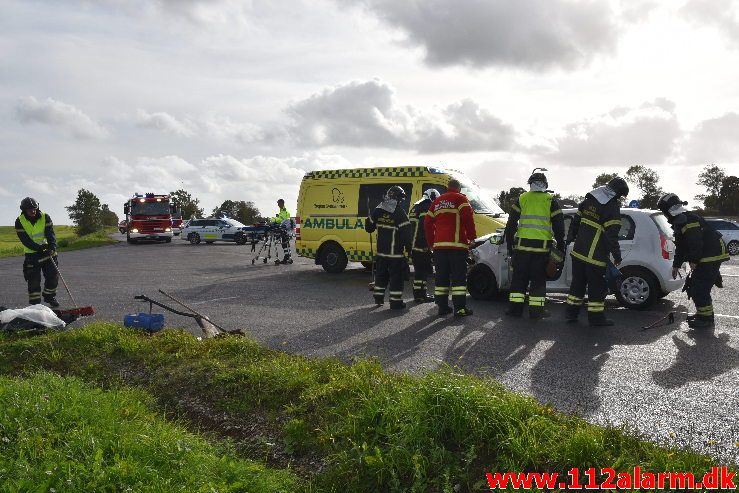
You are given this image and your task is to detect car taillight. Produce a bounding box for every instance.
[659,233,670,260]
[295,216,301,240]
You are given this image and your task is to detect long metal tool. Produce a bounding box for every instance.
[49,256,95,317]
[157,289,242,335]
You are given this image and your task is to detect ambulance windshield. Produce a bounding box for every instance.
[454,176,505,216]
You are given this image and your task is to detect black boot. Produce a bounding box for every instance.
[437,304,453,316]
[565,305,580,323]
[688,315,714,329]
[29,299,41,305]
[44,296,60,308]
[373,295,384,306]
[505,303,524,317]
[390,299,407,310]
[414,290,434,303]
[454,307,473,317]
[715,274,723,288]
[529,307,551,320]
[588,312,615,327]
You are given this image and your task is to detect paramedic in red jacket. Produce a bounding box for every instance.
[424,179,477,317]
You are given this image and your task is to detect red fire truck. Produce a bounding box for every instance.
[123,193,177,244]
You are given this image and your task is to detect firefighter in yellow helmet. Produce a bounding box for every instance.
[503,171,565,319]
[15,197,60,307]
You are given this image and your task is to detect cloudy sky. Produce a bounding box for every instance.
[2,0,739,224]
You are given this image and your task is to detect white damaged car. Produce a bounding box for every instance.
[467,208,686,310]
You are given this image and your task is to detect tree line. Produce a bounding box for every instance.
[65,189,264,235]
[496,165,739,216]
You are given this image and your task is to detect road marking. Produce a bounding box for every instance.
[191,296,239,305]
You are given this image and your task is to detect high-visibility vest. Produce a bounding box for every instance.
[274,208,291,223]
[517,192,553,241]
[18,213,47,254]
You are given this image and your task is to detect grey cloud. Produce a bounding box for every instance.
[286,79,515,153]
[348,0,619,70]
[684,112,739,164]
[136,109,196,137]
[550,99,681,167]
[14,96,108,139]
[681,0,739,47]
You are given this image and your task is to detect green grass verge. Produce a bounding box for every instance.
[0,226,117,258]
[0,324,733,492]
[0,372,298,492]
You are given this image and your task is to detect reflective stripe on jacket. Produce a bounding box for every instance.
[567,195,621,267]
[672,212,730,266]
[424,192,476,250]
[365,206,412,258]
[409,198,432,252]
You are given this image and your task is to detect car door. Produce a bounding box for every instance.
[201,220,219,241]
[221,221,237,241]
[617,214,636,259]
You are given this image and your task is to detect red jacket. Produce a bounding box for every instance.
[424,191,476,250]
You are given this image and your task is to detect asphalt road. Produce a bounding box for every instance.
[1,235,737,465]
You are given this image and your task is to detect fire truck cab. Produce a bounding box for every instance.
[123,193,176,244]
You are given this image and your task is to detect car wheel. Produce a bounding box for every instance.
[188,233,201,245]
[119,228,126,234]
[728,240,739,256]
[320,242,348,273]
[615,267,659,310]
[467,264,499,300]
[235,233,247,245]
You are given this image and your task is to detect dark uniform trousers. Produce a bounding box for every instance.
[23,254,59,304]
[374,256,406,306]
[433,250,467,309]
[411,250,433,298]
[508,250,548,313]
[566,258,607,317]
[690,262,721,319]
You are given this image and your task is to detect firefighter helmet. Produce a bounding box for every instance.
[423,188,440,201]
[527,172,548,188]
[657,193,687,217]
[385,185,406,201]
[606,177,629,198]
[20,197,38,211]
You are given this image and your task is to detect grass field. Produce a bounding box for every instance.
[0,323,733,493]
[0,226,117,258]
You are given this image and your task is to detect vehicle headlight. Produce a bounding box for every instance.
[165,227,171,232]
[131,228,139,233]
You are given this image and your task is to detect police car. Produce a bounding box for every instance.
[467,208,686,309]
[182,218,255,245]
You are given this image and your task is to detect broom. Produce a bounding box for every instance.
[49,255,95,317]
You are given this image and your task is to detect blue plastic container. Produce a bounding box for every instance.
[124,313,165,332]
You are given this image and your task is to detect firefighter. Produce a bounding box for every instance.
[15,197,59,307]
[565,177,629,326]
[424,179,476,317]
[409,188,440,303]
[658,193,729,329]
[365,186,413,309]
[503,171,565,319]
[273,199,292,264]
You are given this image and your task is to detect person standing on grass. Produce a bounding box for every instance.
[15,197,59,307]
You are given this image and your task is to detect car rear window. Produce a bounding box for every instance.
[651,213,673,239]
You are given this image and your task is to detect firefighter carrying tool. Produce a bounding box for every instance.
[658,193,729,329]
[15,197,60,307]
[425,179,476,317]
[365,186,413,309]
[565,177,629,326]
[503,169,565,319]
[409,188,440,303]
